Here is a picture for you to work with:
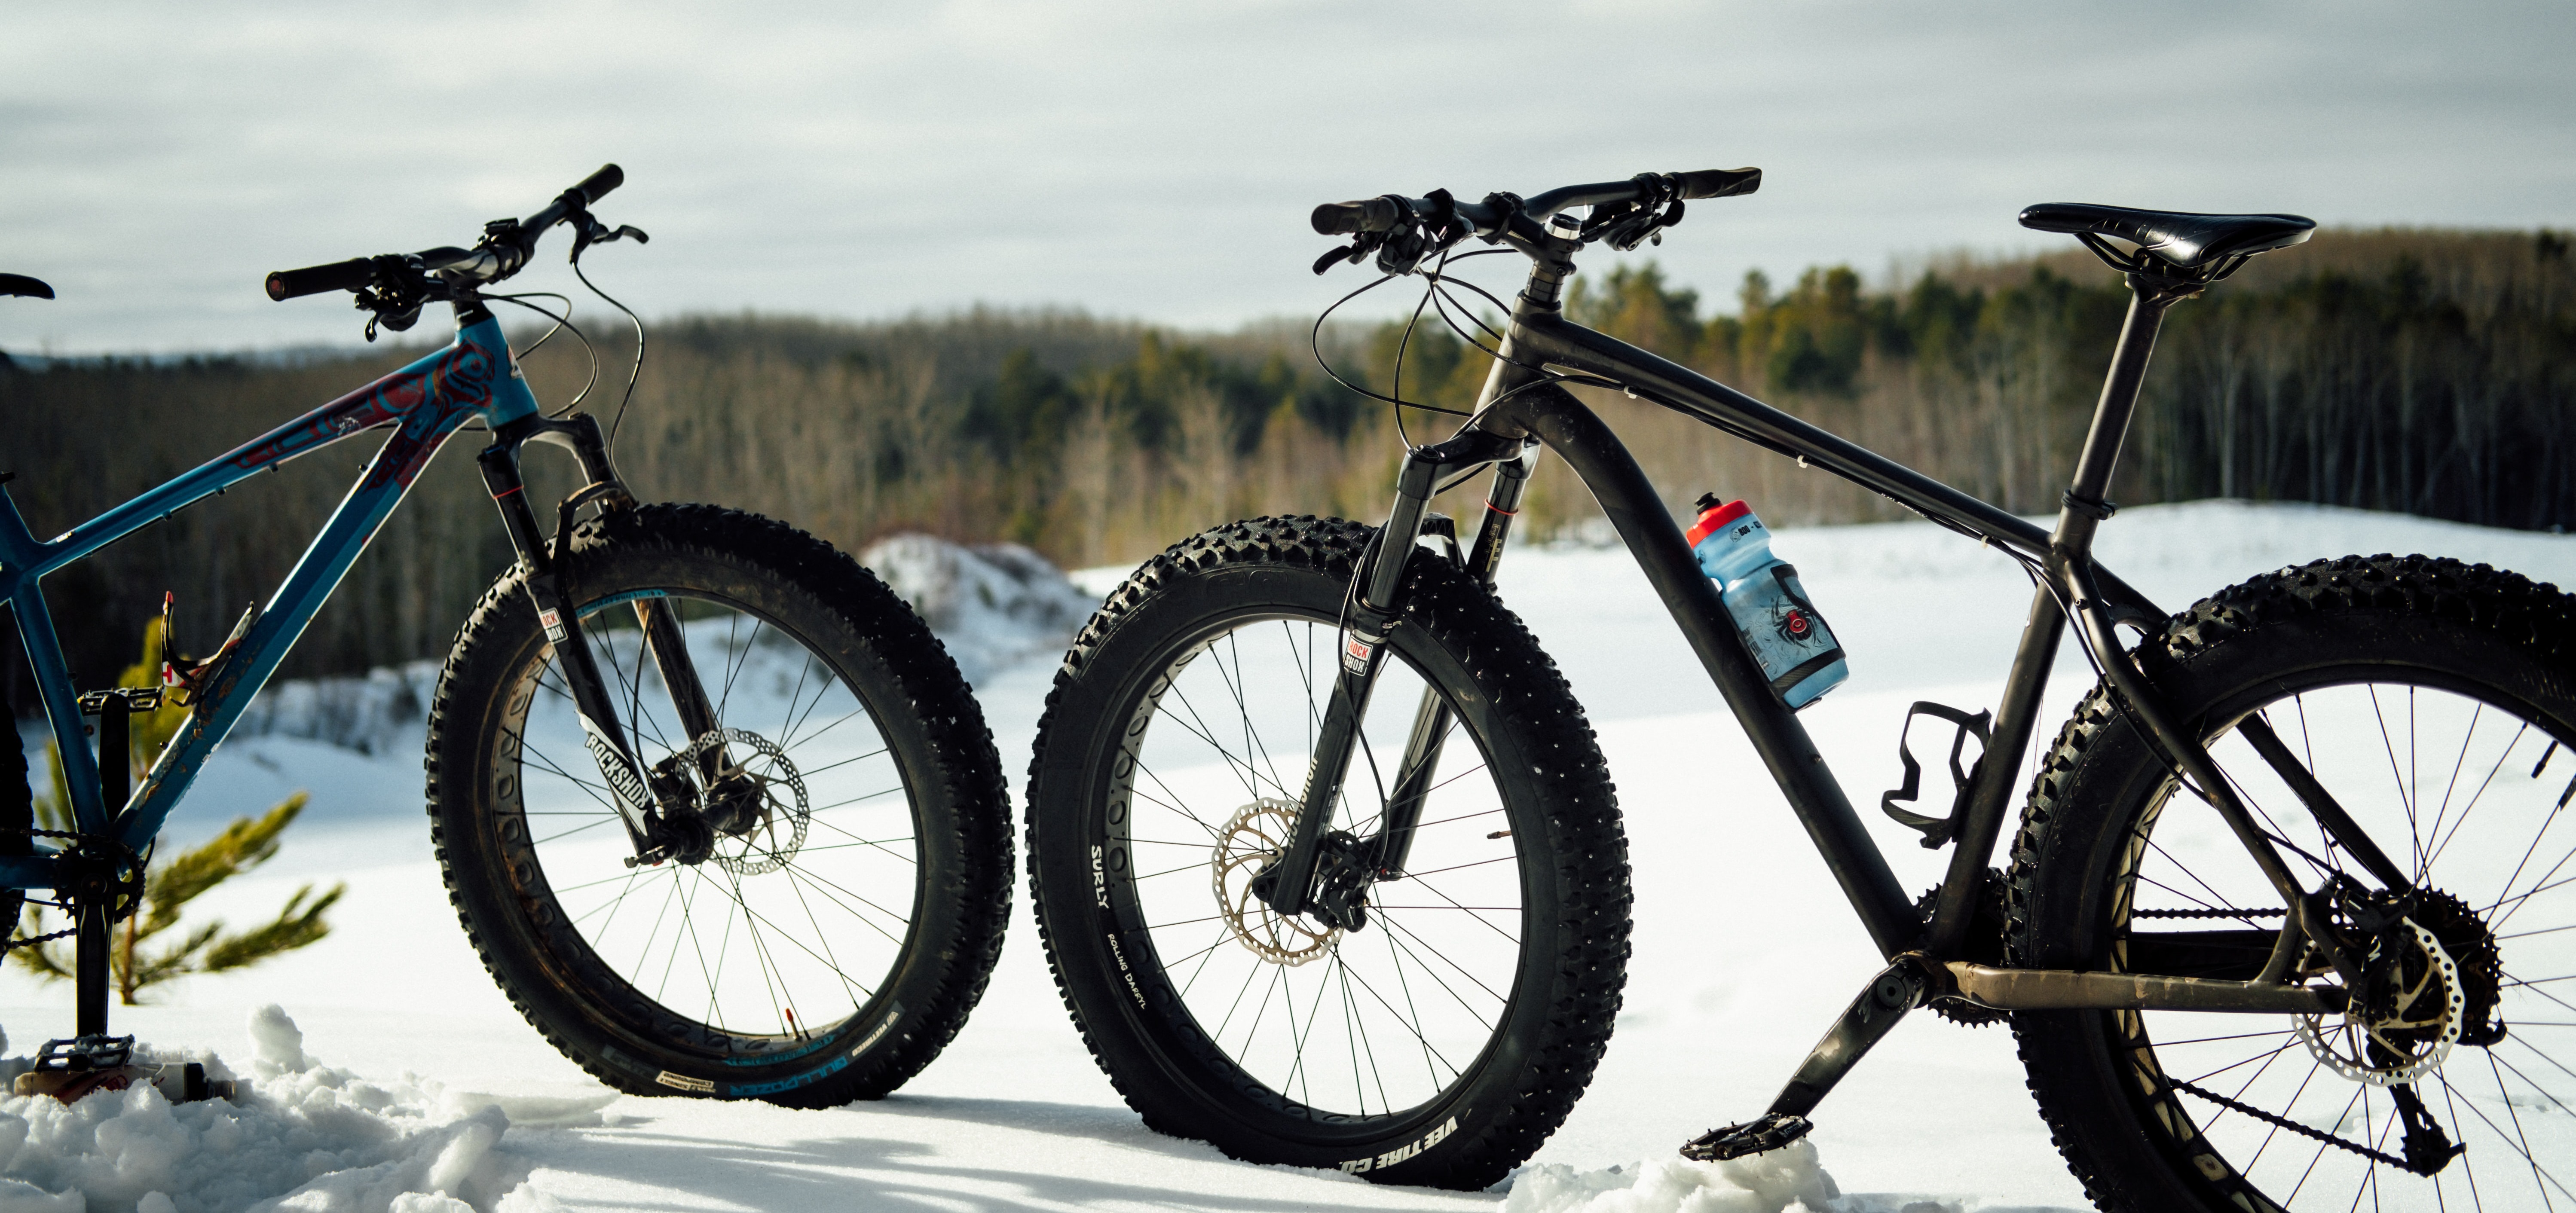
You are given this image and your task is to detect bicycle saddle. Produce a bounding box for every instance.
[0,273,55,299]
[2018,204,2314,269]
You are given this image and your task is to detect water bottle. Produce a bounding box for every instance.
[1685,494,1849,709]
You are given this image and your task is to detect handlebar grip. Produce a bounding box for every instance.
[1312,197,1404,236]
[572,163,623,205]
[1674,168,1762,200]
[265,257,375,302]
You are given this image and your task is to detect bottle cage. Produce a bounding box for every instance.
[1880,700,1991,849]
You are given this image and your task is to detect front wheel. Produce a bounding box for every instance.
[2009,555,2576,1212]
[428,504,1011,1106]
[1025,516,1631,1190]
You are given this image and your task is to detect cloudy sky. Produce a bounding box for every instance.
[4,1,2570,353]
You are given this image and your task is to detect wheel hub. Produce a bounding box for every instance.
[1212,799,1341,966]
[652,728,809,875]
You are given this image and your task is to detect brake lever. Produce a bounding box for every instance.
[1314,231,1388,276]
[571,212,650,260]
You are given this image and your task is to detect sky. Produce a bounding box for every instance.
[3,0,2571,354]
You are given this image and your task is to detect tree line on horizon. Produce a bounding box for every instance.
[3,225,2569,692]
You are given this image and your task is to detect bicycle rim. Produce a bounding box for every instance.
[495,588,923,1048]
[1105,608,1530,1121]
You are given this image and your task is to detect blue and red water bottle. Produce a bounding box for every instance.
[1685,494,1849,709]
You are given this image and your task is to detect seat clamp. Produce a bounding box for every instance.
[2062,491,2117,521]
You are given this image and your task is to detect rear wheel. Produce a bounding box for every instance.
[2010,555,2576,1212]
[1025,516,1631,1190]
[428,504,1010,1106]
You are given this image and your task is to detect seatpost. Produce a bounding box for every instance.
[2051,286,2172,559]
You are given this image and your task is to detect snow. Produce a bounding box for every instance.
[0,1005,546,1213]
[859,533,1098,684]
[224,665,441,760]
[6,502,2572,1210]
[1502,1145,1848,1213]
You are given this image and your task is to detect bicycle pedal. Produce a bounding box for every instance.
[1679,1111,1812,1162]
[15,1037,234,1104]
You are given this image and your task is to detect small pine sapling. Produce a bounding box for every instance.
[12,617,345,1004]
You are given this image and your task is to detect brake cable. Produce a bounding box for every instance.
[484,292,601,418]
[568,223,649,454]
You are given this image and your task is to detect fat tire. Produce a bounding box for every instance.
[427,503,1010,1106]
[1025,515,1631,1189]
[2005,554,2576,1212]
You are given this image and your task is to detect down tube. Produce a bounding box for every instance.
[114,409,480,849]
[1478,383,1920,957]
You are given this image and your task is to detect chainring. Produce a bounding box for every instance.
[1917,871,2009,1026]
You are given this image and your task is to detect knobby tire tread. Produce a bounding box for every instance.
[426,503,1010,1106]
[1024,515,1631,1189]
[2002,553,2576,1213]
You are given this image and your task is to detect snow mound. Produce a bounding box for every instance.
[1505,1140,1854,1213]
[0,1005,588,1213]
[860,534,1098,683]
[181,535,1100,760]
[227,661,440,758]
[1504,1144,1973,1213]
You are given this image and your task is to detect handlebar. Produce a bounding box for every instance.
[1308,168,1760,239]
[264,163,626,302]
[1674,167,1761,200]
[264,257,376,302]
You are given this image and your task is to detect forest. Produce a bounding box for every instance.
[4,226,2570,690]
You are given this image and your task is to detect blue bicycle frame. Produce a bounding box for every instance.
[0,315,539,889]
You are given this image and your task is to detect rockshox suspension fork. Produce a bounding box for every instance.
[474,411,726,867]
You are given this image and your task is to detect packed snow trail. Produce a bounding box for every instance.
[5,504,2570,1210]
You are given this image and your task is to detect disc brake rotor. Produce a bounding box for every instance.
[682,727,808,876]
[2296,918,2464,1086]
[1212,797,1341,966]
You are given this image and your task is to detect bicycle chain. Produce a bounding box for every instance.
[2166,1072,2422,1174]
[1,827,147,954]
[2135,906,2286,919]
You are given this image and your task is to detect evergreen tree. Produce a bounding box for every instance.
[12,619,343,1005]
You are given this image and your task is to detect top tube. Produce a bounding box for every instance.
[0,314,533,581]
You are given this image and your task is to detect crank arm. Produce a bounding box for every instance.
[1764,955,1937,1121]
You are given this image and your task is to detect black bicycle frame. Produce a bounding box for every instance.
[1266,253,2375,1005]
